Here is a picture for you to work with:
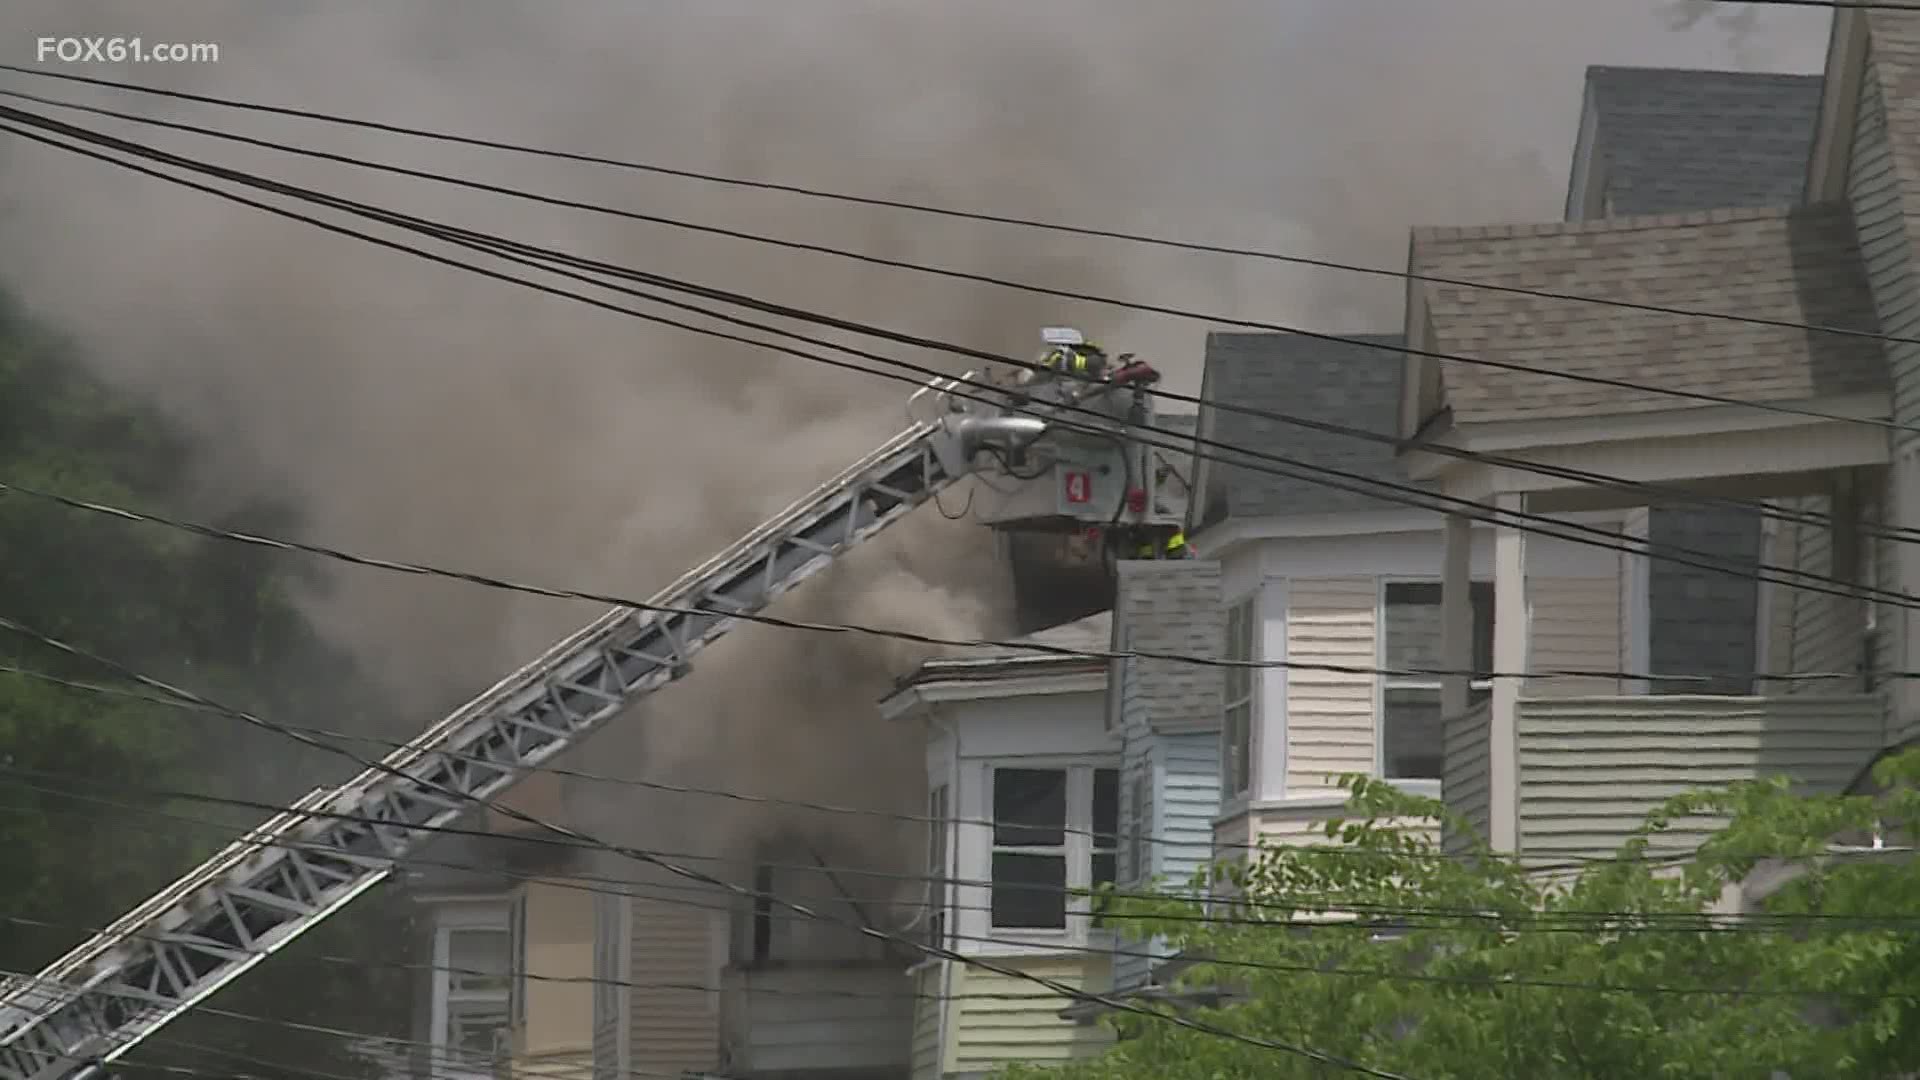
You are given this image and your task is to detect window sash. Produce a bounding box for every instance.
[987,765,1118,933]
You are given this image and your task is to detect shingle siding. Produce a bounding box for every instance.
[1113,560,1225,735]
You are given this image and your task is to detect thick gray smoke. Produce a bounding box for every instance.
[0,0,1828,885]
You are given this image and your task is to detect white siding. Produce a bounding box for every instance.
[1516,695,1885,860]
[1442,698,1493,853]
[1525,576,1623,697]
[1284,578,1377,791]
[909,963,948,1080]
[625,897,720,1076]
[720,967,912,1076]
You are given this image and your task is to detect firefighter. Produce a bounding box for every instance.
[1033,337,1108,383]
[1133,530,1191,559]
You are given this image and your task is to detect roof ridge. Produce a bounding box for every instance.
[1584,64,1823,83]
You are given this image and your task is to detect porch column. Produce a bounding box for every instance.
[1489,492,1527,853]
[1440,513,1472,724]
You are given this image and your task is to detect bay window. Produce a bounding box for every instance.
[1222,598,1255,797]
[431,904,512,1071]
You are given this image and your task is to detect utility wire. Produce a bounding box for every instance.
[0,89,1911,448]
[0,614,1422,1080]
[3,759,1908,932]
[0,663,1890,872]
[3,57,1918,372]
[0,108,1913,624]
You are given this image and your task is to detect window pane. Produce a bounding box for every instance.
[1384,583,1443,672]
[991,853,1067,928]
[1092,769,1119,847]
[1471,582,1496,677]
[1383,687,1443,780]
[993,769,1066,846]
[1225,601,1254,700]
[448,929,511,995]
[448,1000,508,1058]
[1227,702,1252,793]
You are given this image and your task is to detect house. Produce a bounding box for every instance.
[400,770,728,1080]
[1186,331,1634,856]
[1104,560,1226,996]
[1404,35,1913,858]
[880,612,1121,1080]
[1567,65,1827,696]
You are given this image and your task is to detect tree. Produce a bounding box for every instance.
[1003,756,1920,1080]
[0,291,412,1080]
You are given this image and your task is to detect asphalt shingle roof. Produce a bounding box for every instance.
[1200,331,1417,521]
[1582,66,1823,215]
[1410,203,1886,425]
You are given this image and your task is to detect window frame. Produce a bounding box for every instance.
[982,761,1120,945]
[1222,596,1257,799]
[927,782,950,951]
[1378,578,1495,784]
[429,899,512,1075]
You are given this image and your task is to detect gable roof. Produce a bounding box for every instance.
[1409,203,1886,425]
[1197,331,1418,525]
[1580,66,1824,215]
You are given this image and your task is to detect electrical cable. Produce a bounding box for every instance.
[0,614,1425,1079]
[3,760,1908,933]
[2,87,1912,453]
[0,109,1912,628]
[0,661,1885,870]
[4,52,1919,370]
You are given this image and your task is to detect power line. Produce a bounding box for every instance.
[0,661,1893,876]
[3,758,1908,933]
[0,87,1910,444]
[0,614,1422,1079]
[2,54,1916,366]
[0,108,1911,623]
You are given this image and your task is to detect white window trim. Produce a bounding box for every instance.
[429,899,512,1076]
[980,760,1119,949]
[1377,577,1491,789]
[928,782,951,951]
[1221,594,1257,806]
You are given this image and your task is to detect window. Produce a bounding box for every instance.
[1222,598,1255,796]
[988,765,1119,932]
[927,783,949,950]
[1126,771,1147,885]
[1381,581,1494,780]
[507,892,528,1030]
[432,906,511,1070]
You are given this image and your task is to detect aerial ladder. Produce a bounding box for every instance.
[0,330,1192,1080]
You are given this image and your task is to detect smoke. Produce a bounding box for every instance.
[0,0,1829,881]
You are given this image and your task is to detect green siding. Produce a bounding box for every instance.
[1515,695,1884,860]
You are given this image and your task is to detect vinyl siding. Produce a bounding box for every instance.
[1515,695,1884,860]
[1285,578,1377,791]
[625,897,720,1076]
[1442,698,1493,854]
[1252,803,1438,848]
[1525,576,1624,697]
[1852,47,1920,437]
[910,963,948,1080]
[1114,732,1220,992]
[1111,730,1155,993]
[720,967,912,1076]
[1156,734,1224,886]
[947,953,1114,1075]
[510,1051,591,1080]
[590,894,620,1080]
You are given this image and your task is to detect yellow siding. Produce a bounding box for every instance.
[1213,809,1252,857]
[626,897,720,1075]
[948,953,1114,1075]
[910,963,948,1080]
[1525,576,1623,697]
[506,1051,592,1080]
[521,883,593,1059]
[1285,578,1377,791]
